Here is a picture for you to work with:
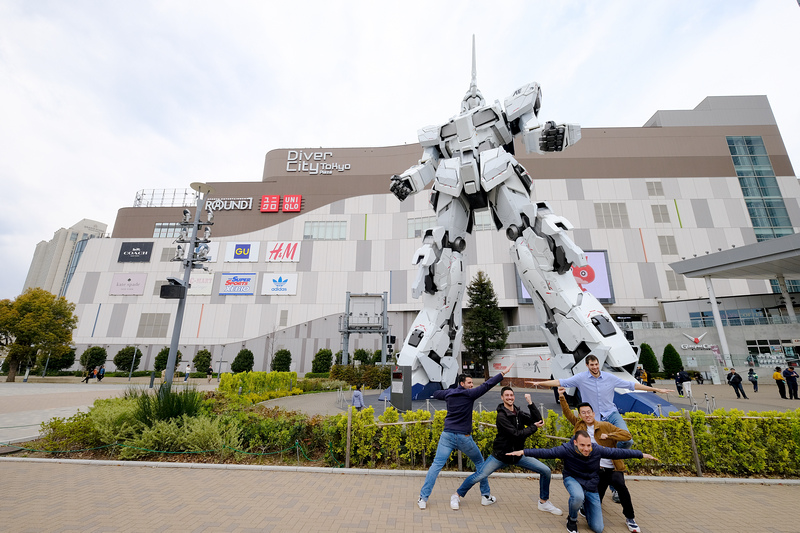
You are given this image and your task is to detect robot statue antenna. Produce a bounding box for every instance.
[390,37,638,400]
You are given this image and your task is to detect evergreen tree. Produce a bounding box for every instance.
[639,343,659,374]
[113,346,143,373]
[371,349,383,365]
[231,348,254,373]
[154,347,182,372]
[193,349,213,373]
[662,343,683,378]
[80,346,108,371]
[353,348,372,365]
[311,348,333,374]
[462,271,508,379]
[271,349,292,372]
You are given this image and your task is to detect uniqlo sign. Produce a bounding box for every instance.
[260,195,280,212]
[266,241,301,262]
[282,195,302,212]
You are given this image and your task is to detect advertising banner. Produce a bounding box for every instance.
[266,241,301,262]
[224,242,260,262]
[110,273,147,295]
[188,271,214,296]
[519,250,615,304]
[261,273,298,295]
[118,242,154,263]
[219,273,256,295]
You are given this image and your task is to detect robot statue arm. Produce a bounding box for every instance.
[504,82,581,154]
[390,140,440,202]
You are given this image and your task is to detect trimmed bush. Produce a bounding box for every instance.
[231,348,255,373]
[271,349,292,372]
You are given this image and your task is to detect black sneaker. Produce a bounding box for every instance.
[578,507,586,519]
[566,518,578,533]
[612,490,621,504]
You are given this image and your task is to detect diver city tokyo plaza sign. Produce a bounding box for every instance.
[285,150,351,175]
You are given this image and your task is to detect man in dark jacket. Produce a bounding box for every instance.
[726,368,749,399]
[508,431,656,533]
[450,386,561,515]
[417,366,511,510]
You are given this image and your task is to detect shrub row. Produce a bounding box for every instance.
[329,365,391,389]
[219,371,298,395]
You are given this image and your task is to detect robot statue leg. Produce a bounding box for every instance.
[396,194,469,399]
[490,178,638,386]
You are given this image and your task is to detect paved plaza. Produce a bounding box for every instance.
[1,377,799,532]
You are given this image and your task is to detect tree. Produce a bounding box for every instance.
[154,347,182,372]
[662,343,682,378]
[639,343,659,374]
[193,349,212,373]
[113,346,143,373]
[311,348,333,374]
[462,271,508,379]
[271,349,292,372]
[80,346,107,371]
[371,349,383,365]
[231,348,254,373]
[335,350,343,365]
[0,288,78,382]
[36,345,76,373]
[353,348,372,365]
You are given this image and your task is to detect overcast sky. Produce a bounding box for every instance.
[1,0,799,300]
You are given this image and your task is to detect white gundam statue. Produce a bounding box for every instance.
[390,39,638,399]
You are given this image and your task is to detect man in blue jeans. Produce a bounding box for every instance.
[417,366,511,510]
[508,431,657,533]
[534,354,672,447]
[451,386,562,514]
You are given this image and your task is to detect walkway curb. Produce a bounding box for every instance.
[2,456,798,485]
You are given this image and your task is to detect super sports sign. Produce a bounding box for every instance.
[219,273,256,295]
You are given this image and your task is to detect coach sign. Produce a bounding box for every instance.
[118,242,154,262]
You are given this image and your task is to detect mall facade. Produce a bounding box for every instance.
[59,95,800,376]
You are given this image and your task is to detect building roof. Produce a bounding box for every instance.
[669,233,800,280]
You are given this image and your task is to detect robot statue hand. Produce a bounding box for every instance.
[390,175,413,201]
[539,121,566,152]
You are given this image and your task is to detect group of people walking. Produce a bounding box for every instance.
[774,366,799,400]
[416,355,671,533]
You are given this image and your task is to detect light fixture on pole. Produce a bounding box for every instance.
[160,182,216,386]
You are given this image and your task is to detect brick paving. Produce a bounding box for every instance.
[0,459,797,532]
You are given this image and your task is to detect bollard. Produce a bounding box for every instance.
[684,410,703,477]
[345,408,352,468]
[457,450,463,471]
[149,371,156,389]
[238,386,242,395]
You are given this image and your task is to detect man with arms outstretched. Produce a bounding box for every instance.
[417,366,512,510]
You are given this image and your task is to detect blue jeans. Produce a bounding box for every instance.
[563,476,603,533]
[419,432,489,501]
[456,454,552,501]
[601,410,633,449]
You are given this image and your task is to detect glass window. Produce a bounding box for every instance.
[595,203,629,229]
[658,235,678,255]
[646,181,664,196]
[665,270,686,291]
[652,204,670,223]
[303,221,347,240]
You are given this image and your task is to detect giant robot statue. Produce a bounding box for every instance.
[390,39,638,399]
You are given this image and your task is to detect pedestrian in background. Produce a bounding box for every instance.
[773,366,787,399]
[352,384,365,411]
[747,368,758,393]
[783,366,799,400]
[726,368,748,399]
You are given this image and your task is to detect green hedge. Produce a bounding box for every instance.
[304,372,330,379]
[329,364,391,389]
[219,371,298,395]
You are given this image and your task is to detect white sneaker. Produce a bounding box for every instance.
[481,495,497,506]
[538,500,563,516]
[450,494,460,510]
[417,498,427,510]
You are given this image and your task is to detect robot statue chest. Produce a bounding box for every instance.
[439,107,504,156]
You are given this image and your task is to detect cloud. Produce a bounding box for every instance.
[0,0,798,299]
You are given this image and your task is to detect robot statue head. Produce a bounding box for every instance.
[460,36,485,112]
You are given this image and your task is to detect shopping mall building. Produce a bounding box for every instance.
[56,95,800,378]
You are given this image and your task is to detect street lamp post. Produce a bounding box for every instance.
[162,182,215,387]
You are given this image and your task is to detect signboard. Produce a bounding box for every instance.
[224,242,260,262]
[266,241,301,262]
[118,242,153,263]
[188,271,214,296]
[519,250,615,304]
[110,273,147,295]
[261,273,298,295]
[282,195,302,212]
[260,195,280,212]
[219,273,256,295]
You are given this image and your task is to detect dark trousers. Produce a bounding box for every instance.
[776,380,787,399]
[731,382,748,399]
[598,468,634,520]
[788,381,799,400]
